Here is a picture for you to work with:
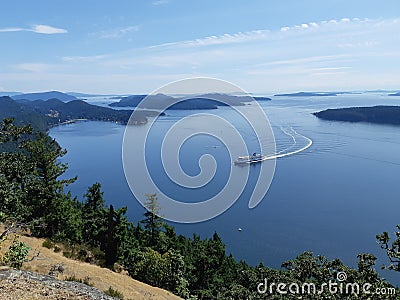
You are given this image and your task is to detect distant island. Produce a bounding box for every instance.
[313,106,400,125]
[0,91,22,97]
[109,93,271,109]
[388,92,400,96]
[0,96,160,131]
[1,90,128,99]
[12,91,78,102]
[65,92,124,98]
[274,91,338,97]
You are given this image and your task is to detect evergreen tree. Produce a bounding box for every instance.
[0,118,32,143]
[376,225,400,272]
[140,194,165,247]
[0,118,34,219]
[82,183,108,247]
[23,132,79,240]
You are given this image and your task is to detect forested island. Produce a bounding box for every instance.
[109,93,271,109]
[0,96,160,131]
[274,92,338,97]
[313,106,400,125]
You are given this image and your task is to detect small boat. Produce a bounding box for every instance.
[234,152,266,164]
[238,228,242,232]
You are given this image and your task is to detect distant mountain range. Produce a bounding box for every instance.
[109,93,271,109]
[314,106,400,125]
[0,91,22,97]
[274,92,339,97]
[1,90,128,100]
[66,92,127,98]
[11,91,78,102]
[0,96,160,131]
[275,91,400,97]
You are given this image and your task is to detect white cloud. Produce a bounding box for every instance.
[262,55,355,67]
[0,27,26,33]
[337,41,378,48]
[150,30,271,49]
[0,24,67,34]
[311,67,352,71]
[152,0,169,6]
[96,25,139,39]
[149,18,380,51]
[32,25,67,34]
[14,63,52,72]
[62,54,108,62]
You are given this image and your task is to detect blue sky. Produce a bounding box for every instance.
[1,0,399,94]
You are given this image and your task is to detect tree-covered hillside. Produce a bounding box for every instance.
[109,93,271,109]
[11,91,77,102]
[314,106,400,125]
[0,96,161,131]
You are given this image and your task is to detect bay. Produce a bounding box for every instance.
[50,92,400,284]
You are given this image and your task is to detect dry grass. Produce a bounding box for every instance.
[0,233,182,300]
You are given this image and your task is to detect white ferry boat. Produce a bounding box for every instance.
[234,152,266,164]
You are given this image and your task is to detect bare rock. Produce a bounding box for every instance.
[0,269,117,300]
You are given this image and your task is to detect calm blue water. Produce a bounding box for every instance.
[50,93,400,284]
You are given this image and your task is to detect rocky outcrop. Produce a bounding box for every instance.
[0,268,116,300]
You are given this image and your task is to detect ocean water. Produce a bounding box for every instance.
[50,93,400,284]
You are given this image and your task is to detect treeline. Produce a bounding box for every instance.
[0,118,398,299]
[0,96,160,132]
[313,106,400,126]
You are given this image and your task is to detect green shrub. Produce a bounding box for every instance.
[62,251,72,258]
[42,239,54,249]
[3,236,31,269]
[61,243,104,265]
[65,274,93,286]
[104,286,124,299]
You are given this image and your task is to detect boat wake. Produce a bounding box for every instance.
[254,127,312,162]
[234,127,312,164]
[270,126,313,159]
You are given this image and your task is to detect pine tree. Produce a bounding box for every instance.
[22,132,79,240]
[0,118,33,219]
[140,194,165,247]
[82,183,108,247]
